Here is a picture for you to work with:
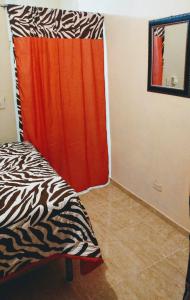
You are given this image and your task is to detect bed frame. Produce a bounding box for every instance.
[65,258,73,282]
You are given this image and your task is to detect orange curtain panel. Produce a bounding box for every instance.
[152,36,163,85]
[152,27,165,86]
[8,5,109,192]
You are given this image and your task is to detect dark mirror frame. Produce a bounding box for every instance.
[147,13,190,98]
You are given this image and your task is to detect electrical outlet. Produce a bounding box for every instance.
[152,181,162,192]
[0,98,6,110]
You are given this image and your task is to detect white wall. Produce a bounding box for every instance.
[59,0,78,10]
[5,0,60,8]
[0,4,17,143]
[106,16,190,231]
[5,0,78,9]
[78,0,190,18]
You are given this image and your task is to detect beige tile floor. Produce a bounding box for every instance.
[0,183,189,300]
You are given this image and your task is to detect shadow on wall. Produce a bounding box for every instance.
[0,259,118,300]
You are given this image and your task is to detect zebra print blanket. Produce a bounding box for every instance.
[0,142,102,281]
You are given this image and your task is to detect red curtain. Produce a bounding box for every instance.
[152,36,163,85]
[14,37,109,192]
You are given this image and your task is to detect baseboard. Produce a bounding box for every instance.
[110,178,190,236]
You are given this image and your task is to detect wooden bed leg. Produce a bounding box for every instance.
[65,258,73,282]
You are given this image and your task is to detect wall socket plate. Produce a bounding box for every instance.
[0,98,6,110]
[152,181,162,192]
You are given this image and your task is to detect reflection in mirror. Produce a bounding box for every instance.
[148,13,190,98]
[152,22,188,89]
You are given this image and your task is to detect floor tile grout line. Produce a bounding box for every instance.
[139,246,189,276]
[139,257,168,274]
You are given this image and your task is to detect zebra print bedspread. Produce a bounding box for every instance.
[0,142,102,280]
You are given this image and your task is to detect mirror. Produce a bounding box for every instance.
[148,14,190,97]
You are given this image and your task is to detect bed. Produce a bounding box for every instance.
[0,142,103,283]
